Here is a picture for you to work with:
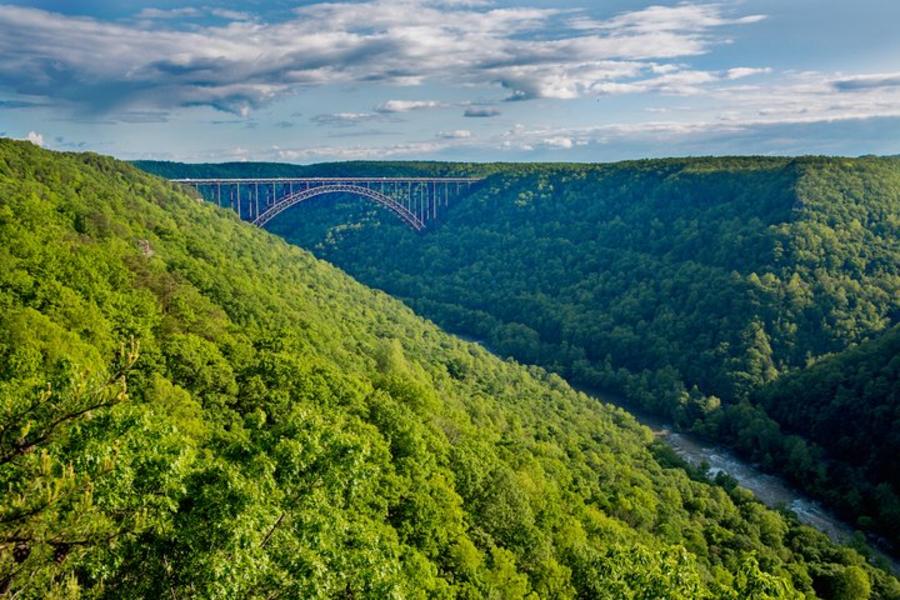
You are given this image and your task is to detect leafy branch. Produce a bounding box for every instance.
[0,339,139,466]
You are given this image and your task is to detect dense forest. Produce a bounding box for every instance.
[752,325,900,534]
[147,156,900,552]
[2,141,898,597]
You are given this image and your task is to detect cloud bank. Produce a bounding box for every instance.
[3,1,898,162]
[0,1,765,115]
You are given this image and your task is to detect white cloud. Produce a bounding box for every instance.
[375,99,445,113]
[428,0,493,6]
[134,6,252,22]
[497,61,647,100]
[135,7,201,20]
[275,140,453,161]
[310,112,381,127]
[570,3,765,34]
[726,67,771,80]
[25,130,43,146]
[208,9,254,22]
[541,136,574,149]
[437,129,473,139]
[590,66,777,97]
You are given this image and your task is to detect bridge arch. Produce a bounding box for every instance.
[252,183,425,231]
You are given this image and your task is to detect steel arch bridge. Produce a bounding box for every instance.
[174,177,483,231]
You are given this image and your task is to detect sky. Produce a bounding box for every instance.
[1,0,900,163]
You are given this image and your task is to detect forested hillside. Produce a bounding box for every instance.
[753,325,900,533]
[3,142,899,597]
[169,156,900,550]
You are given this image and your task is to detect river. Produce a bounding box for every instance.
[458,335,900,574]
[594,391,856,541]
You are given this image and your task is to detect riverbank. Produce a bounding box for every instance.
[458,334,900,575]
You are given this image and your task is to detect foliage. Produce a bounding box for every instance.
[1,140,895,597]
[214,156,900,549]
[752,325,900,538]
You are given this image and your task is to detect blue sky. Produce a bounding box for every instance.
[1,0,899,163]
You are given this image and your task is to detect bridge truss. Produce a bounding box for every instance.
[173,177,483,231]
